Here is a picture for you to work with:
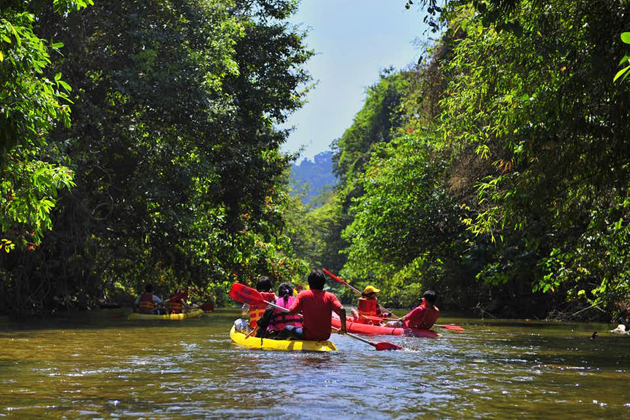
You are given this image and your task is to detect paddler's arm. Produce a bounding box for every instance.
[339,307,347,334]
[287,295,302,315]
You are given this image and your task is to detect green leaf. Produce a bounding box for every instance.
[621,32,630,44]
[613,65,630,82]
[58,80,72,92]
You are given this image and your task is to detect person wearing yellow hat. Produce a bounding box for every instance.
[356,285,387,324]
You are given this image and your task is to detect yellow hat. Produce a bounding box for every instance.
[363,285,380,294]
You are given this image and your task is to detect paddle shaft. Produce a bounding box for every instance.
[323,268,401,319]
[348,332,375,346]
[332,327,374,345]
[266,301,367,349]
[323,268,362,294]
[332,326,403,351]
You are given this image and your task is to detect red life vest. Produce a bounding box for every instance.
[268,296,302,331]
[407,304,440,329]
[167,291,187,314]
[249,291,276,328]
[358,297,378,318]
[139,293,155,314]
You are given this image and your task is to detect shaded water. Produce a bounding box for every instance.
[1,308,630,419]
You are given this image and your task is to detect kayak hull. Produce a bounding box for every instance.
[230,326,337,352]
[127,309,203,321]
[332,317,439,337]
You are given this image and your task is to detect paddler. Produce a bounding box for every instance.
[243,276,276,333]
[278,269,347,340]
[257,282,303,338]
[165,288,190,314]
[133,284,163,314]
[354,285,389,324]
[388,290,440,329]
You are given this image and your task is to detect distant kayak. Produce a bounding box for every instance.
[331,316,439,337]
[127,309,204,321]
[229,326,337,352]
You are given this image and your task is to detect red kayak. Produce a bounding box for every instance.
[331,316,439,338]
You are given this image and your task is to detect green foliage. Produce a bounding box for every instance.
[438,0,630,312]
[0,3,82,252]
[343,136,458,277]
[0,0,314,316]
[614,32,630,83]
[1,149,75,247]
[333,69,409,182]
[299,0,630,319]
[285,186,349,272]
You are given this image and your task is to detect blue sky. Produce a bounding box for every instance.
[281,0,429,162]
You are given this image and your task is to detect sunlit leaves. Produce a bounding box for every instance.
[613,32,630,83]
[438,0,630,313]
[52,0,94,14]
[0,4,79,253]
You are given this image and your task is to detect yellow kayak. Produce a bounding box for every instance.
[229,326,337,352]
[127,309,203,321]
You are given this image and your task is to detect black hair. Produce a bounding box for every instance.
[278,282,293,303]
[422,290,437,304]
[256,276,273,292]
[145,284,153,293]
[307,269,326,290]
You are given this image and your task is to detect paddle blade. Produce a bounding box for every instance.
[374,341,404,351]
[322,268,346,285]
[229,283,264,306]
[439,325,465,332]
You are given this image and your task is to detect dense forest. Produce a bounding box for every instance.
[1,0,313,315]
[288,0,630,321]
[2,0,630,321]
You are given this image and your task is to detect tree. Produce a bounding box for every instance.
[0,2,89,256]
[0,0,314,315]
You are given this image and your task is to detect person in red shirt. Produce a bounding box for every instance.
[389,290,440,329]
[279,269,347,341]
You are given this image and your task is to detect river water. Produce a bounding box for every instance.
[1,308,629,419]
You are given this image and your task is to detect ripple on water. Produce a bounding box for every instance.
[1,312,630,419]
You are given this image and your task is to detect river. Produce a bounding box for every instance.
[1,308,629,419]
